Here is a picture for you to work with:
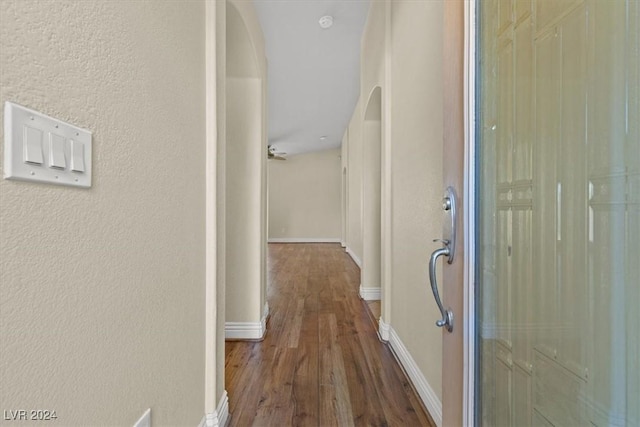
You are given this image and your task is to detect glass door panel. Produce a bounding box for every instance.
[475,0,639,425]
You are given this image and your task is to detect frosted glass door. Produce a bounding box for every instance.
[475,0,639,425]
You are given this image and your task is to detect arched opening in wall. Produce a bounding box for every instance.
[342,164,347,246]
[224,1,267,341]
[361,86,382,305]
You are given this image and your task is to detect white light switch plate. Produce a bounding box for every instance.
[133,408,151,427]
[3,101,92,188]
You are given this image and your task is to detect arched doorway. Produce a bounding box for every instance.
[361,87,382,303]
[224,1,268,340]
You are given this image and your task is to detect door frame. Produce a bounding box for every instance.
[463,1,477,426]
[205,0,219,417]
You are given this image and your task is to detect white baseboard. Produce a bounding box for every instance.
[199,390,229,427]
[225,303,269,340]
[225,321,265,339]
[345,247,362,268]
[340,241,346,247]
[216,391,229,427]
[378,317,390,342]
[387,325,442,427]
[268,237,341,243]
[359,285,381,301]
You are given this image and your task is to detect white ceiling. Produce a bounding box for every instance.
[253,0,370,156]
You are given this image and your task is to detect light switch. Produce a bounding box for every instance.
[23,125,44,164]
[70,140,85,173]
[133,409,151,427]
[4,101,92,188]
[49,133,66,169]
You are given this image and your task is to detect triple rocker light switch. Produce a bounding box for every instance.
[4,101,92,188]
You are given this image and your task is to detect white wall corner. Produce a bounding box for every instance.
[378,317,390,342]
[340,241,346,248]
[359,285,381,301]
[200,390,229,427]
[387,326,442,427]
[262,302,269,326]
[267,237,341,243]
[224,321,265,340]
[345,247,362,268]
[225,303,269,340]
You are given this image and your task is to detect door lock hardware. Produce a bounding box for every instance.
[429,242,454,332]
[427,186,458,333]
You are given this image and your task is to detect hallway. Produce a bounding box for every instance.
[225,244,435,427]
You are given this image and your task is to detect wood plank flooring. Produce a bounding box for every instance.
[225,243,436,427]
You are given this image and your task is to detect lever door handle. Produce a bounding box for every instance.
[429,244,454,332]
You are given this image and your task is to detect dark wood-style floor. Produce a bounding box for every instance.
[225,243,435,427]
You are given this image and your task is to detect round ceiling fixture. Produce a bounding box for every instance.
[319,15,334,29]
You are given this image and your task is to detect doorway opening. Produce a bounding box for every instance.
[361,86,383,308]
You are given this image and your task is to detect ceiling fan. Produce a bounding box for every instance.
[268,145,287,160]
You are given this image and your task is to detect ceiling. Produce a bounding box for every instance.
[253,0,370,156]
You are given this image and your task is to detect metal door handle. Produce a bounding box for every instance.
[429,242,454,332]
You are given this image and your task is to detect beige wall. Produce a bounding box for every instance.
[0,1,207,425]
[214,0,227,404]
[389,0,444,404]
[346,101,363,263]
[226,77,263,322]
[362,89,382,290]
[361,2,386,98]
[341,135,348,245]
[344,0,445,421]
[224,0,268,327]
[268,148,341,240]
[359,1,387,297]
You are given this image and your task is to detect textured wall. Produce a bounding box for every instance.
[390,0,444,401]
[268,148,342,240]
[345,0,444,409]
[358,1,386,295]
[224,0,267,327]
[215,0,228,404]
[361,102,382,289]
[361,1,386,96]
[341,134,348,244]
[347,100,363,260]
[225,78,263,323]
[0,1,206,425]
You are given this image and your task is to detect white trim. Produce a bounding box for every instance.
[382,0,394,334]
[378,316,390,342]
[340,240,346,248]
[267,237,341,243]
[359,285,381,301]
[225,303,269,340]
[199,391,229,427]
[225,321,265,340]
[215,391,230,427]
[345,246,362,268]
[387,325,442,427]
[204,0,218,417]
[133,408,151,427]
[463,1,477,427]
